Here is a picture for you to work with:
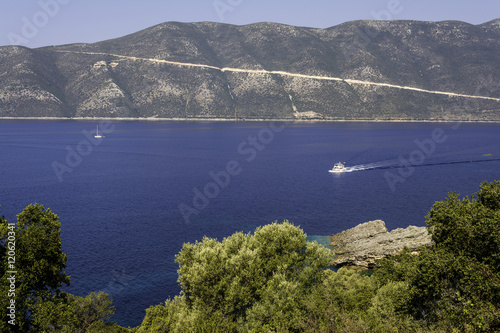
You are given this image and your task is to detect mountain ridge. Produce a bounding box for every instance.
[1,19,499,120]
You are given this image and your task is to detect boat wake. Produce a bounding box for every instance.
[343,159,400,172]
[340,157,500,173]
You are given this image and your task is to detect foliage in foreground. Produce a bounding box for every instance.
[0,204,131,332]
[138,221,333,332]
[375,180,500,332]
[138,180,500,332]
[1,180,499,332]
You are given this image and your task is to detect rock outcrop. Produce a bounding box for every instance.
[330,220,433,269]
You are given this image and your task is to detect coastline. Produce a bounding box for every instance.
[2,116,500,123]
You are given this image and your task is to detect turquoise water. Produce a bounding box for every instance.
[306,235,334,249]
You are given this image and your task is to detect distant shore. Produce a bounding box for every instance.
[1,116,500,123]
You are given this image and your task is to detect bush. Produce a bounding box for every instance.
[139,221,333,332]
[375,180,500,332]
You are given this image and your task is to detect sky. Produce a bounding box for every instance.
[0,0,499,48]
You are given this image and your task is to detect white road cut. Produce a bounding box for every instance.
[55,50,500,102]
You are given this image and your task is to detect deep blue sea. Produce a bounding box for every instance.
[1,120,499,327]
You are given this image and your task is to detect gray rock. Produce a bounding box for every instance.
[330,220,433,269]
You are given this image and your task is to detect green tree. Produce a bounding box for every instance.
[1,204,130,332]
[426,180,500,271]
[138,221,333,332]
[375,180,500,332]
[138,296,191,333]
[300,268,376,332]
[0,203,70,331]
[33,291,124,332]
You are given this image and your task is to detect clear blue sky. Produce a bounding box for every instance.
[1,0,499,48]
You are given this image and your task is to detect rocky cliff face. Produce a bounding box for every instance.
[330,220,433,268]
[1,19,499,119]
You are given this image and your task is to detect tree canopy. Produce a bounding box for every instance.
[375,180,500,332]
[0,204,123,332]
[138,181,500,332]
[0,204,70,331]
[2,180,499,332]
[138,221,333,332]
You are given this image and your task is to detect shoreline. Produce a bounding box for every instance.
[1,116,500,124]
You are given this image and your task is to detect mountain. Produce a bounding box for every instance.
[1,19,499,120]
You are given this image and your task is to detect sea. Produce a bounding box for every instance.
[1,120,499,327]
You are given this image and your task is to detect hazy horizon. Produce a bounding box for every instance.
[1,0,499,48]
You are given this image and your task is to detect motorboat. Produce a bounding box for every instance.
[328,162,346,173]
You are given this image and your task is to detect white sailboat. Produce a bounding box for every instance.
[94,124,104,139]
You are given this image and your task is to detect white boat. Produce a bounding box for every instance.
[328,162,346,173]
[94,125,104,139]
